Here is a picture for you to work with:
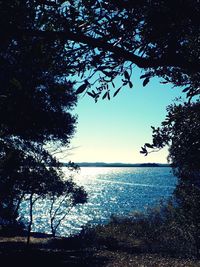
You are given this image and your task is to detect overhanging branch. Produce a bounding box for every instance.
[10,28,200,71]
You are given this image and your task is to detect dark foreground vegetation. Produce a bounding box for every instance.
[1,190,200,266]
[1,214,200,267]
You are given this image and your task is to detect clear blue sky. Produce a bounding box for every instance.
[65,67,183,164]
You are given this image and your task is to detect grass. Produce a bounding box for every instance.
[1,224,200,267]
[0,236,199,267]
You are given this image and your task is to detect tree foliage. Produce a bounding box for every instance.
[140,100,200,255]
[49,178,87,237]
[0,0,87,232]
[142,101,200,185]
[1,1,199,102]
[71,0,200,100]
[0,1,77,143]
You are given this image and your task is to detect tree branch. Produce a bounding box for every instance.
[9,28,200,71]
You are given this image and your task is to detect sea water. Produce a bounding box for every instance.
[19,167,177,236]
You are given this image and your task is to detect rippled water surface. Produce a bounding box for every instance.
[20,167,177,236]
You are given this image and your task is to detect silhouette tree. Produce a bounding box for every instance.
[0,0,87,233]
[142,100,200,186]
[49,178,87,237]
[141,100,200,254]
[141,100,200,212]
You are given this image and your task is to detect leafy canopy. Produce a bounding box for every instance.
[2,1,199,102]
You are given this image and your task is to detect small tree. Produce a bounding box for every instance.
[49,179,87,237]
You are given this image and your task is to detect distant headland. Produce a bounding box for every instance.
[63,162,170,167]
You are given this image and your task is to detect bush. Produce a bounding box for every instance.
[77,193,200,257]
[128,194,200,257]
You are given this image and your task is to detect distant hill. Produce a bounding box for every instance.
[62,162,170,167]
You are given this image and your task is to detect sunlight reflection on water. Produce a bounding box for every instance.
[19,167,177,236]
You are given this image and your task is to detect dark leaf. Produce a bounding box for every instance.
[113,87,121,97]
[145,143,154,149]
[102,92,108,99]
[182,87,190,93]
[143,77,150,87]
[128,81,133,88]
[124,71,130,80]
[87,92,95,98]
[160,81,168,84]
[107,92,110,100]
[76,83,88,94]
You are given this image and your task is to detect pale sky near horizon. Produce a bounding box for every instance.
[63,67,184,164]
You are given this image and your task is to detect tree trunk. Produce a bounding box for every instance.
[50,217,56,238]
[27,193,34,246]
